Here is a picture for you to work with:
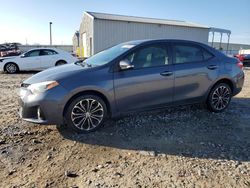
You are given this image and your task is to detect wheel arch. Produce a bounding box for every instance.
[62,90,111,117]
[4,62,20,72]
[206,77,235,101]
[213,78,234,92]
[55,60,67,66]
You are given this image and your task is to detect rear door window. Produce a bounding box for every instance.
[40,49,57,56]
[173,44,203,64]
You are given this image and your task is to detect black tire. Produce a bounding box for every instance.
[5,63,19,74]
[55,60,67,66]
[65,95,107,133]
[207,83,232,112]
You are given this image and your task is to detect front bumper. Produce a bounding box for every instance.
[19,106,48,124]
[18,85,69,125]
[0,62,4,71]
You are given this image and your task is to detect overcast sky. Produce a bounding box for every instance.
[0,0,249,45]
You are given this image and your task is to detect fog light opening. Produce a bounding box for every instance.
[37,107,45,120]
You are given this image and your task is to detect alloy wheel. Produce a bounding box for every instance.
[71,99,104,131]
[6,63,17,73]
[211,85,231,111]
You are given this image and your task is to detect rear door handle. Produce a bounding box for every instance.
[207,65,218,70]
[160,71,173,76]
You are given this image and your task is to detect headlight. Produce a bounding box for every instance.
[27,81,59,94]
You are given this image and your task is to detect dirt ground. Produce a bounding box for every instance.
[0,69,250,188]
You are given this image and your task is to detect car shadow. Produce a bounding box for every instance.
[17,71,40,74]
[58,97,250,162]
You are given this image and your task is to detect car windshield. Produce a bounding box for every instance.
[82,43,136,66]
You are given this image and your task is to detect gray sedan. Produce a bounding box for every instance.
[19,39,244,133]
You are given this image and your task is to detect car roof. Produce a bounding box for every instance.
[125,39,207,46]
[124,39,225,58]
[25,48,68,53]
[27,48,59,51]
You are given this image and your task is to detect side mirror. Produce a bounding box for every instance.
[20,54,25,58]
[119,60,134,70]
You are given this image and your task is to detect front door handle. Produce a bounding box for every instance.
[207,65,218,70]
[160,71,173,76]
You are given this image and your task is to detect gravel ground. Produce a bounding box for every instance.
[0,69,250,188]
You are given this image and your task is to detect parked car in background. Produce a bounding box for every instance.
[243,54,250,64]
[234,54,245,62]
[234,54,250,65]
[0,43,21,57]
[0,48,78,73]
[19,39,244,133]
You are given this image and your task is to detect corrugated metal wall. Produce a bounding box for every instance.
[72,34,78,53]
[94,19,209,54]
[78,13,94,57]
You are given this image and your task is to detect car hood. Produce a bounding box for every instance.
[23,63,89,84]
[1,56,18,61]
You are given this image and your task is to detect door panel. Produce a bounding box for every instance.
[19,50,41,70]
[114,66,174,112]
[172,43,218,104]
[39,49,57,69]
[114,44,174,112]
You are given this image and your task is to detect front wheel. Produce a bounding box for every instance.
[65,95,107,133]
[5,63,19,74]
[207,83,232,112]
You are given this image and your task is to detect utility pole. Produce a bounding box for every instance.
[49,22,52,45]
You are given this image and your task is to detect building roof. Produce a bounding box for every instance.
[210,27,231,34]
[86,11,210,29]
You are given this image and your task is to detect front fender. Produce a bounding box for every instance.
[60,85,117,117]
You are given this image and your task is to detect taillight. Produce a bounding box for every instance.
[236,60,244,70]
[239,55,244,62]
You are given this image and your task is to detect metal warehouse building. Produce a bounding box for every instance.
[73,11,212,58]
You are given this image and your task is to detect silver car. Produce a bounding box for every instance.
[19,40,245,133]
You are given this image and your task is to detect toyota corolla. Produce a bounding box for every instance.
[19,40,244,133]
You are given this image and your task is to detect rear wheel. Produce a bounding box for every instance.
[207,83,232,112]
[5,63,19,74]
[56,60,67,66]
[65,95,107,133]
